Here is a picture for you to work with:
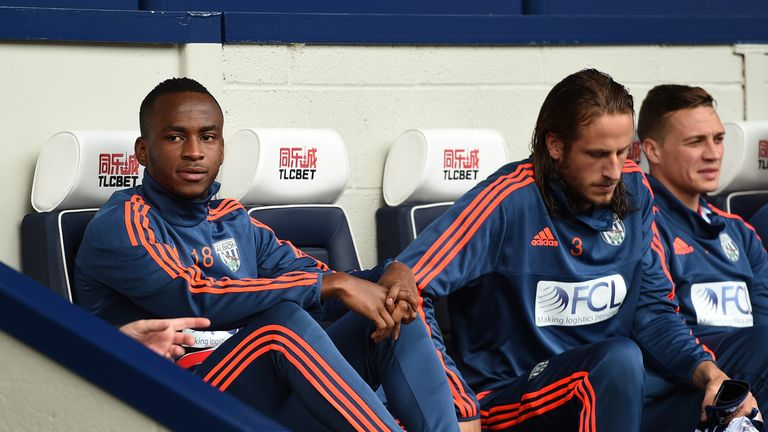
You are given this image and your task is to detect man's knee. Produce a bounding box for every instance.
[391,315,429,340]
[737,325,768,349]
[716,326,768,396]
[592,338,644,381]
[243,301,320,333]
[718,325,768,365]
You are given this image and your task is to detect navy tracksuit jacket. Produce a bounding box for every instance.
[649,175,768,336]
[397,159,712,431]
[642,175,768,432]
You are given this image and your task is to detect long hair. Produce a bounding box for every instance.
[530,69,635,217]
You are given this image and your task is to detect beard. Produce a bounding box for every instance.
[556,159,616,211]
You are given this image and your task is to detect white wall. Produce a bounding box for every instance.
[0,42,759,271]
[736,45,768,121]
[0,330,165,431]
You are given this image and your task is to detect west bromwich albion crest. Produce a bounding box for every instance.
[214,238,241,272]
[600,214,626,246]
[719,233,740,262]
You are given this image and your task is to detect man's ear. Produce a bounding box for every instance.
[135,137,148,167]
[642,137,662,165]
[546,133,564,161]
[218,139,224,167]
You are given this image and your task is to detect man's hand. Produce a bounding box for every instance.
[378,260,420,323]
[459,418,481,432]
[693,361,761,423]
[120,317,210,360]
[372,261,420,340]
[322,272,398,342]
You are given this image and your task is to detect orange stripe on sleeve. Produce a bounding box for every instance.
[418,176,535,290]
[641,176,654,198]
[249,217,330,271]
[650,221,676,300]
[696,336,717,361]
[130,200,178,278]
[124,199,139,246]
[249,217,272,231]
[413,166,534,288]
[709,204,760,235]
[622,159,643,173]
[622,160,654,198]
[208,199,245,221]
[410,164,532,283]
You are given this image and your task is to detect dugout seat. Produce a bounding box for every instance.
[218,128,361,272]
[376,128,510,349]
[376,128,510,260]
[21,130,142,303]
[708,121,768,220]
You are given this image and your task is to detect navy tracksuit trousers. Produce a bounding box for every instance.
[194,302,459,431]
[477,338,645,431]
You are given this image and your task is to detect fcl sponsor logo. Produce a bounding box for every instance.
[691,281,753,327]
[278,147,318,180]
[98,153,140,188]
[214,238,240,272]
[534,275,627,327]
[443,148,479,180]
[759,140,768,170]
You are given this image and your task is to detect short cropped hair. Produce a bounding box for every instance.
[637,85,714,142]
[531,68,635,217]
[139,77,220,137]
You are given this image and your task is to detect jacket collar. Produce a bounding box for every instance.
[139,171,220,227]
[647,174,724,239]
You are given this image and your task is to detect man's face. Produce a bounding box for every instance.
[645,106,724,204]
[135,92,224,200]
[547,113,634,209]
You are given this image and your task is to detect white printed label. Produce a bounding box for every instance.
[183,329,238,348]
[535,275,627,327]
[691,281,753,327]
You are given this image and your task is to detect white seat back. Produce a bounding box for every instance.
[382,128,510,206]
[218,128,348,205]
[31,130,142,212]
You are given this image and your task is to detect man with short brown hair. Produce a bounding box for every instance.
[639,84,767,431]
